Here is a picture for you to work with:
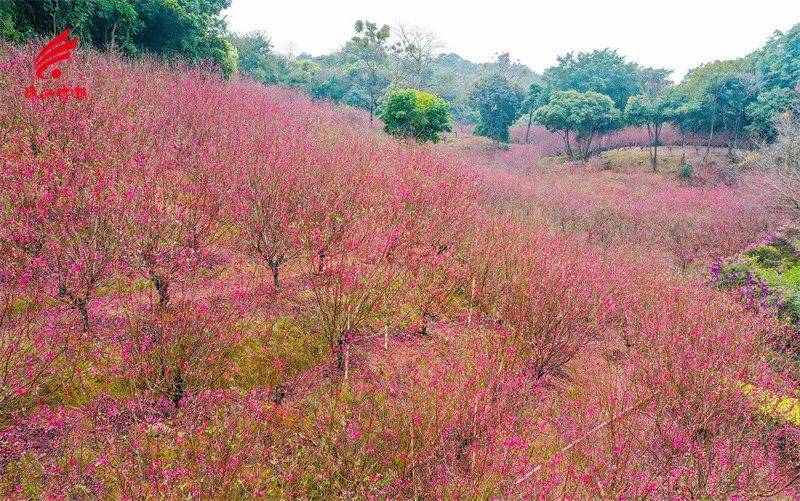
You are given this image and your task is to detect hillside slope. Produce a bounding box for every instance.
[0,46,798,498]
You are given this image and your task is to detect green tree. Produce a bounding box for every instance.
[285,59,321,87]
[624,88,686,170]
[92,0,140,53]
[380,89,451,143]
[534,90,622,159]
[469,74,525,143]
[134,0,233,72]
[0,0,139,51]
[231,31,287,84]
[677,60,757,158]
[753,25,800,92]
[747,88,799,140]
[543,49,642,109]
[0,1,27,42]
[746,25,800,139]
[423,52,540,125]
[521,82,548,143]
[0,0,234,74]
[345,20,391,122]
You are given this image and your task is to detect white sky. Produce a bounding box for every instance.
[224,1,800,80]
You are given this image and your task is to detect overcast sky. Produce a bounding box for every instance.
[225,1,800,80]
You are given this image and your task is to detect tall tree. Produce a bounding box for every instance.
[543,48,641,109]
[493,51,532,83]
[535,90,622,159]
[521,82,547,143]
[390,24,443,90]
[746,25,800,140]
[345,20,391,122]
[678,60,757,158]
[469,74,525,143]
[636,66,673,97]
[231,31,286,84]
[625,87,686,170]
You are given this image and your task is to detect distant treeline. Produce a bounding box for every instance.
[2,2,798,159]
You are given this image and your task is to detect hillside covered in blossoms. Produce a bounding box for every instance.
[1,39,799,497]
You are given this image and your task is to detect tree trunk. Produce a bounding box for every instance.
[317,249,326,273]
[652,124,661,172]
[76,298,90,333]
[171,372,184,409]
[57,282,90,332]
[525,110,534,144]
[705,102,717,161]
[582,131,596,160]
[728,117,741,163]
[369,97,375,123]
[268,256,282,288]
[418,310,433,337]
[109,22,117,52]
[151,272,169,306]
[564,131,573,160]
[336,337,345,372]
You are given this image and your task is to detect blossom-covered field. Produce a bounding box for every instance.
[1,47,798,498]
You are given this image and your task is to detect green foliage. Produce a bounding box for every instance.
[747,88,798,140]
[674,60,759,149]
[231,31,284,84]
[307,72,351,102]
[625,87,687,169]
[521,82,547,114]
[285,59,320,87]
[0,0,140,51]
[543,49,644,109]
[134,0,231,66]
[380,89,451,143]
[0,0,233,73]
[624,89,684,128]
[215,37,237,77]
[0,0,26,42]
[636,66,673,97]
[469,74,525,143]
[676,26,800,143]
[715,229,800,332]
[232,30,540,125]
[343,20,392,121]
[520,82,549,143]
[535,90,622,159]
[423,52,540,124]
[753,25,800,93]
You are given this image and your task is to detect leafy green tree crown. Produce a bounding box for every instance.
[469,74,525,143]
[380,89,451,143]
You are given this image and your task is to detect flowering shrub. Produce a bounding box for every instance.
[0,44,798,498]
[712,227,800,365]
[468,156,775,271]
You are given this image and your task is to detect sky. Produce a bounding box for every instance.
[225,1,800,81]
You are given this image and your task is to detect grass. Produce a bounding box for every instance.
[600,146,756,176]
[739,382,800,426]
